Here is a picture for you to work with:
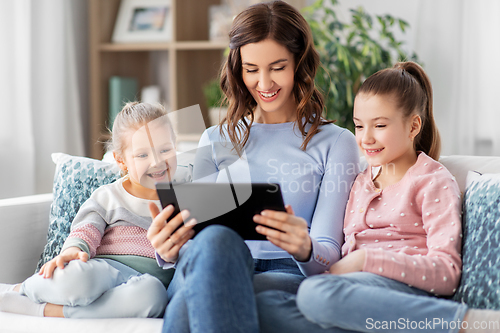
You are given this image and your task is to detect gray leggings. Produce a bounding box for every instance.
[20,258,167,318]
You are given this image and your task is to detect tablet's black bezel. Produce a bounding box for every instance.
[156,182,285,240]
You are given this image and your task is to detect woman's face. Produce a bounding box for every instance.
[240,38,296,122]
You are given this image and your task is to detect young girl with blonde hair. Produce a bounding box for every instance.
[0,102,194,318]
[257,62,500,333]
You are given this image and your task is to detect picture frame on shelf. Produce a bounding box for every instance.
[112,0,172,43]
[209,4,232,42]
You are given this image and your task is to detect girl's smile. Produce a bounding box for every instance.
[353,93,420,178]
[364,148,385,156]
[115,116,177,200]
[146,168,170,181]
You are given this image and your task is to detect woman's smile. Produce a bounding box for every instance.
[257,89,281,102]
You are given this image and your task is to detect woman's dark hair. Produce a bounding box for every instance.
[357,61,441,160]
[219,0,332,155]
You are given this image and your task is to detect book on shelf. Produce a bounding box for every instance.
[108,76,138,128]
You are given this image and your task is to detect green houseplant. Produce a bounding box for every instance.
[203,78,226,110]
[303,0,419,131]
[203,77,229,126]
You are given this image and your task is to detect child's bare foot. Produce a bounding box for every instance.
[44,303,64,317]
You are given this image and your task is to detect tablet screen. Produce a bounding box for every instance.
[156,182,285,240]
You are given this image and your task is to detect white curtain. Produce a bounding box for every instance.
[414,0,500,156]
[0,0,87,199]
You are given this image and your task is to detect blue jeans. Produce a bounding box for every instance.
[163,225,305,333]
[253,258,305,294]
[21,258,167,318]
[257,272,469,333]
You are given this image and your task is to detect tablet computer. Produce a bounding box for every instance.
[156,182,285,240]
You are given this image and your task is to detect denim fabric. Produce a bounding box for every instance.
[21,258,167,318]
[162,226,307,333]
[257,290,355,333]
[258,272,468,333]
[163,225,258,333]
[253,258,305,294]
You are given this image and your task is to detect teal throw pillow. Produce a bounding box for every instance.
[36,153,121,271]
[453,172,500,309]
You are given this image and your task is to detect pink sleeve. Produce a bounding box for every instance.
[363,176,462,295]
[66,224,102,258]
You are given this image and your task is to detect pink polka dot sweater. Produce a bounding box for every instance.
[342,153,462,296]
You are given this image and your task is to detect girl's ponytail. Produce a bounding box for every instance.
[358,61,441,160]
[397,62,441,160]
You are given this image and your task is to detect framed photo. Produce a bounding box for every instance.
[112,0,172,43]
[209,5,232,42]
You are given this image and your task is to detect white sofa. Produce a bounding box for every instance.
[0,155,499,332]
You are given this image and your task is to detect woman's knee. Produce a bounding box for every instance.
[187,225,253,272]
[193,225,242,253]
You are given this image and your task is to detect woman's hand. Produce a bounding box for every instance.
[254,205,312,262]
[147,202,196,263]
[38,247,88,279]
[328,249,365,275]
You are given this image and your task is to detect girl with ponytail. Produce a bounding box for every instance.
[258,62,499,333]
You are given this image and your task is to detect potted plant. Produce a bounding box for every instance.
[303,0,419,131]
[203,77,229,126]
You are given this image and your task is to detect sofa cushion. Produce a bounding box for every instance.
[36,152,194,271]
[36,153,121,271]
[452,171,500,309]
[439,155,500,193]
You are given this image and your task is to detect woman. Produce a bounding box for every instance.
[147,1,359,332]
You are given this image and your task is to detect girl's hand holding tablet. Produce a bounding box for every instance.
[147,202,196,263]
[254,205,312,262]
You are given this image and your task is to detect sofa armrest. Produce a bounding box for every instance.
[0,193,52,283]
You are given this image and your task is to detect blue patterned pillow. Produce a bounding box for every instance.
[36,153,121,271]
[453,172,500,309]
